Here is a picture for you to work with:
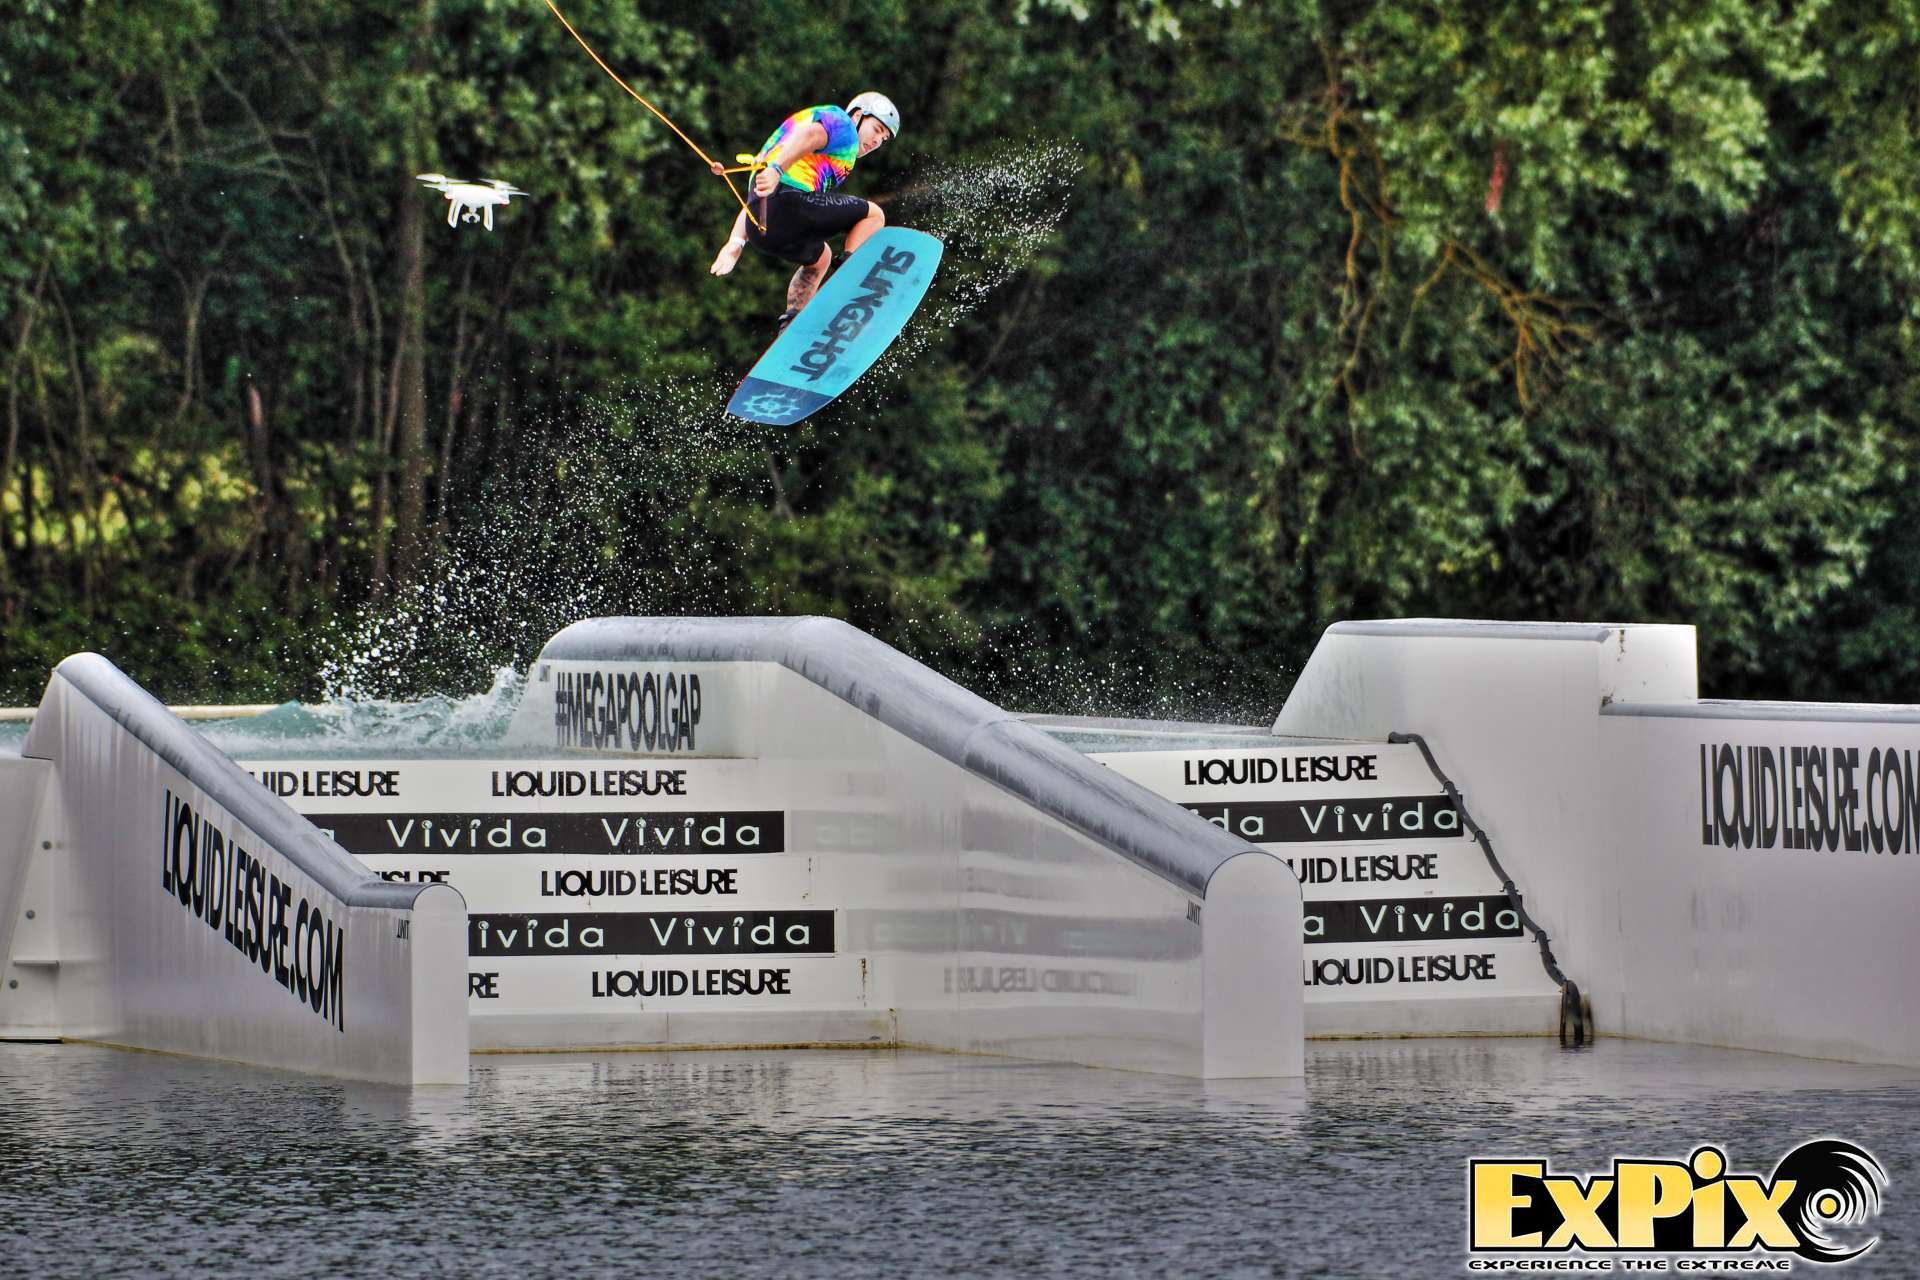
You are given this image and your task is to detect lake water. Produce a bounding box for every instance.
[3,1037,1914,1277]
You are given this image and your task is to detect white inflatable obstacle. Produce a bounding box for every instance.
[13,614,1902,1076]
[265,616,1304,1078]
[0,655,468,1084]
[1276,621,1920,1068]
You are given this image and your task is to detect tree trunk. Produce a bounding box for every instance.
[375,0,437,595]
[390,172,430,587]
[390,0,438,589]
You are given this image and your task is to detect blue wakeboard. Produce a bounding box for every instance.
[727,226,943,426]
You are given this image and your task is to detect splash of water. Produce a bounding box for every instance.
[205,664,529,758]
[849,138,1081,409]
[314,388,761,703]
[960,620,1286,726]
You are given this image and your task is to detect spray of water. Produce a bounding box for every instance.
[853,138,1081,400]
[958,619,1287,726]
[206,665,530,759]
[314,384,767,703]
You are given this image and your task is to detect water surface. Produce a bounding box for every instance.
[3,1038,1913,1277]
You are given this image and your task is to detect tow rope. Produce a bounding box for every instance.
[543,0,764,230]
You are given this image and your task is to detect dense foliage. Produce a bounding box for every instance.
[2,0,1917,711]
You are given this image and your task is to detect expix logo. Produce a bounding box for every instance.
[1469,1141,1887,1266]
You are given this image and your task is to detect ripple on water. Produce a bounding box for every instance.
[1,1039,1915,1277]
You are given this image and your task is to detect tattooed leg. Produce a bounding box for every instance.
[787,244,833,314]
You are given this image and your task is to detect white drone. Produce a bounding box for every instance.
[416,174,528,230]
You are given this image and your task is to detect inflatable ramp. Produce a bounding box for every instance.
[1,619,1306,1081]
[0,655,467,1084]
[262,617,1303,1077]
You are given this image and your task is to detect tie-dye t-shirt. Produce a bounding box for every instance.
[756,105,859,193]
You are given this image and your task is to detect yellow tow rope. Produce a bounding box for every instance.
[543,0,764,230]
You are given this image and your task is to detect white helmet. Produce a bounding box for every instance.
[847,91,900,140]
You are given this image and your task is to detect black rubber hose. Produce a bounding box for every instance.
[1388,731,1589,1046]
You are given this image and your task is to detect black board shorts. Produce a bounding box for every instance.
[745,187,871,266]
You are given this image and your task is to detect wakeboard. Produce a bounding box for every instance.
[727,226,943,426]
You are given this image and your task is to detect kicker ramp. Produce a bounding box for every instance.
[0,655,467,1084]
[1276,620,1920,1067]
[474,616,1302,1077]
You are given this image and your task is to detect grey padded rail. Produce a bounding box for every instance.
[1327,619,1618,643]
[537,617,1263,898]
[1015,713,1276,738]
[33,654,429,910]
[1603,699,1920,724]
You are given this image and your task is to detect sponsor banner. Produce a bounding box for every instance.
[1276,849,1509,899]
[355,854,814,913]
[509,660,756,756]
[1185,795,1463,844]
[159,788,348,1032]
[789,807,898,854]
[941,961,1156,1001]
[554,666,702,752]
[1698,739,1920,857]
[950,859,1090,905]
[876,850,1196,910]
[1093,745,1443,799]
[314,810,784,857]
[248,767,402,801]
[1306,895,1523,945]
[890,846,1509,915]
[467,953,870,1013]
[1301,938,1556,1002]
[847,908,1199,960]
[237,759,760,813]
[468,909,834,957]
